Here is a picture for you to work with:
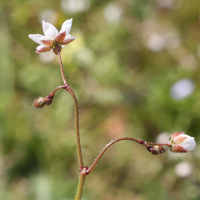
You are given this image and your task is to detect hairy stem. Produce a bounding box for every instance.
[57,49,84,170]
[86,137,169,174]
[57,49,67,85]
[74,169,87,200]
[57,47,85,200]
[50,85,66,96]
[66,86,84,169]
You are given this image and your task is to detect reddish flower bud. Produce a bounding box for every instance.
[146,145,166,155]
[33,97,46,108]
[45,95,54,105]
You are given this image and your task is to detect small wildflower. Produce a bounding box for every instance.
[29,19,76,55]
[168,132,196,153]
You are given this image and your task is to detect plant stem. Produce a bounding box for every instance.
[57,49,84,170]
[86,137,169,174]
[57,47,85,200]
[74,168,87,200]
[146,142,171,147]
[66,86,84,170]
[57,49,67,86]
[50,85,66,96]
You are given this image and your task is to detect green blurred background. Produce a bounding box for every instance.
[0,0,200,199]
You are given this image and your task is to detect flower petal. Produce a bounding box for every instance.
[59,18,73,35]
[29,34,46,45]
[42,21,58,40]
[181,137,196,151]
[36,45,52,53]
[64,34,76,40]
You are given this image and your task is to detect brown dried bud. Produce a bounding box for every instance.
[146,145,165,155]
[45,95,54,105]
[33,97,46,108]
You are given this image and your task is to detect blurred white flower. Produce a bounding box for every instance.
[157,0,182,10]
[103,3,122,23]
[157,0,174,9]
[39,51,55,63]
[39,9,57,25]
[175,161,193,177]
[156,132,170,143]
[61,0,90,13]
[168,132,196,153]
[146,33,166,52]
[29,19,76,54]
[170,78,195,100]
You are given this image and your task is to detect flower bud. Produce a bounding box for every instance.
[168,132,196,153]
[33,97,46,108]
[45,95,54,105]
[146,145,166,155]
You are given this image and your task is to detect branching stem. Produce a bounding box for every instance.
[57,48,84,170]
[56,45,171,200]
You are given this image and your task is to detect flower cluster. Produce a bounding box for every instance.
[29,19,76,55]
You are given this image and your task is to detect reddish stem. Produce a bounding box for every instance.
[86,137,170,174]
[57,46,68,86]
[86,137,143,174]
[66,85,84,170]
[50,85,66,96]
[57,47,84,170]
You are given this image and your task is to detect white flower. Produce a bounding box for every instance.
[168,132,196,153]
[29,18,76,54]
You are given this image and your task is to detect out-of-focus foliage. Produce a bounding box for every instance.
[0,0,200,199]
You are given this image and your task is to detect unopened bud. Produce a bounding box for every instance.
[45,95,54,105]
[33,97,46,108]
[168,132,196,153]
[146,145,165,155]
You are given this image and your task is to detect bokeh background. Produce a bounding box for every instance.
[1,0,200,199]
